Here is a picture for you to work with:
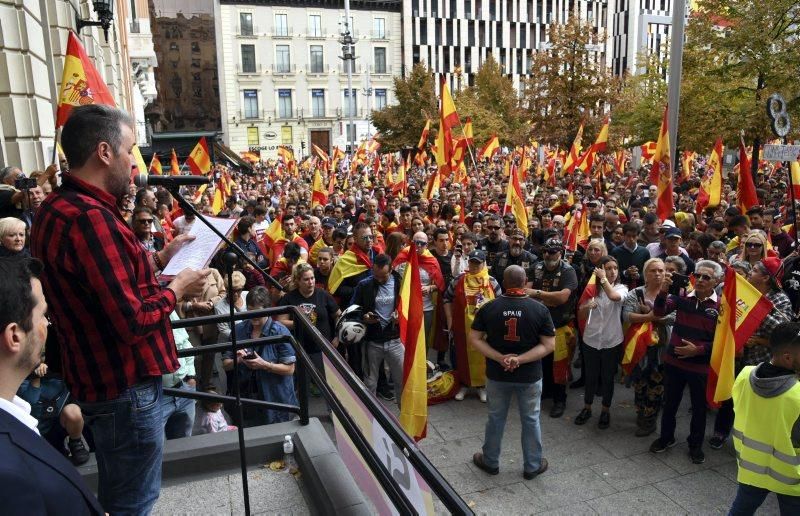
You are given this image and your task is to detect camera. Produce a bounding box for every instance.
[669,273,689,296]
[15,177,37,190]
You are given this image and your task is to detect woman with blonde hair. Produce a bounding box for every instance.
[0,216,28,257]
[731,230,768,269]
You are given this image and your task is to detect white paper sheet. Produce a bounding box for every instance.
[161,216,238,276]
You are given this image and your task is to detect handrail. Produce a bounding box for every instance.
[173,305,472,514]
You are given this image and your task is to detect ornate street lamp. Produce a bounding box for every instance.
[76,0,115,42]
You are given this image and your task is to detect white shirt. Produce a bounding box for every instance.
[583,284,628,350]
[0,395,40,435]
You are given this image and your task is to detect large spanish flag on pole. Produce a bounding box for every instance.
[398,247,428,441]
[186,137,212,175]
[503,164,529,236]
[562,121,585,175]
[149,154,163,175]
[433,76,460,177]
[56,31,116,127]
[478,135,500,160]
[311,168,328,207]
[708,267,772,406]
[651,105,673,222]
[170,148,180,175]
[696,137,723,217]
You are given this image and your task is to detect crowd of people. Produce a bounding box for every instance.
[1,104,800,514]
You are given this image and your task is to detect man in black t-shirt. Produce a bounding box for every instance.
[470,265,555,480]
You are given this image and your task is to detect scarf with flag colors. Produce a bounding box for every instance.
[621,321,658,375]
[707,267,772,407]
[328,244,374,295]
[451,268,495,387]
[398,248,429,441]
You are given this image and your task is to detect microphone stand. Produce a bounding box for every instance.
[165,185,284,291]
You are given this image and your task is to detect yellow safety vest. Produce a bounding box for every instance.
[732,365,800,496]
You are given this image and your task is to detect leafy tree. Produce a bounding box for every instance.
[678,0,800,150]
[371,63,438,152]
[613,50,669,147]
[453,54,529,147]
[523,14,619,148]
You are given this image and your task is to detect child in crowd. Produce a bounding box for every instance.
[194,389,236,434]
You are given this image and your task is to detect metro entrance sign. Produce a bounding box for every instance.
[762,144,800,162]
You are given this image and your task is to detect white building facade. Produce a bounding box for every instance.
[608,0,676,77]
[215,0,403,160]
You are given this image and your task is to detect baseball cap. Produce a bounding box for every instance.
[760,256,784,286]
[665,227,682,238]
[508,228,526,238]
[321,217,336,228]
[543,238,564,252]
[467,250,486,262]
[660,219,677,229]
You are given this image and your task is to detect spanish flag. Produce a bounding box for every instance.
[417,119,431,150]
[563,208,589,252]
[621,322,658,375]
[452,268,495,387]
[562,121,585,174]
[170,148,180,175]
[792,161,800,202]
[393,156,407,195]
[708,267,772,406]
[131,144,148,179]
[679,151,695,184]
[576,272,598,335]
[696,137,723,218]
[479,135,500,160]
[149,154,163,175]
[640,141,657,162]
[433,76,460,177]
[328,245,373,295]
[311,168,328,207]
[462,116,474,146]
[423,170,440,200]
[651,105,673,222]
[504,164,529,236]
[186,136,212,175]
[56,31,116,127]
[398,248,429,441]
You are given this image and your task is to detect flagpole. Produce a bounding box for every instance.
[51,127,61,169]
[456,118,479,173]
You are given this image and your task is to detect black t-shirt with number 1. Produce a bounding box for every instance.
[471,294,555,383]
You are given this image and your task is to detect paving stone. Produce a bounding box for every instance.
[586,485,687,515]
[436,463,491,495]
[541,437,617,475]
[154,475,232,515]
[524,468,617,510]
[229,469,306,514]
[534,501,597,515]
[420,435,485,469]
[590,453,681,491]
[652,441,736,475]
[654,469,738,514]
[460,482,544,515]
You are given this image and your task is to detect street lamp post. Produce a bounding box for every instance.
[667,0,687,171]
[340,0,356,154]
[363,67,373,139]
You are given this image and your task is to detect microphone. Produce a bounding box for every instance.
[134,173,211,189]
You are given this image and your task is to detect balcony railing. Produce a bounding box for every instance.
[272,63,297,74]
[339,63,363,74]
[239,109,268,121]
[370,30,390,39]
[129,19,141,33]
[306,29,325,39]
[271,27,292,38]
[237,63,263,75]
[306,64,330,75]
[369,65,392,75]
[237,25,259,37]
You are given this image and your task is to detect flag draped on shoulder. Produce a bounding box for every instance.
[651,106,673,222]
[56,31,116,127]
[328,245,374,295]
[398,248,428,441]
[707,267,772,406]
[621,322,658,374]
[186,137,212,175]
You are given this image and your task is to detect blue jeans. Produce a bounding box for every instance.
[482,378,544,473]
[729,482,800,516]
[79,378,164,516]
[161,381,196,439]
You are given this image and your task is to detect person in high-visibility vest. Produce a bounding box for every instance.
[729,321,800,515]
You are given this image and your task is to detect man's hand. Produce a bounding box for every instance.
[502,354,520,371]
[661,271,673,294]
[674,338,701,358]
[163,233,196,262]
[169,268,212,300]
[627,266,639,280]
[34,362,48,377]
[363,311,379,324]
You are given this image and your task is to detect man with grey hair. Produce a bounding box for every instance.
[0,166,26,220]
[650,259,722,465]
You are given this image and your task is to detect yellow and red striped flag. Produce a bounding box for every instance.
[186,136,212,175]
[576,272,597,334]
[696,137,723,217]
[312,143,329,162]
[131,144,148,179]
[462,116,474,146]
[417,119,431,150]
[562,121,585,174]
[478,135,500,160]
[393,156,407,195]
[170,148,180,175]
[576,116,610,173]
[398,246,428,441]
[504,164,529,236]
[149,154,163,175]
[56,31,116,127]
[433,77,460,177]
[311,168,328,207]
[651,106,673,222]
[679,150,696,184]
[423,169,440,199]
[640,141,657,162]
[621,322,657,375]
[708,267,772,406]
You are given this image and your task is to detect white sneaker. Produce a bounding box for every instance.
[454,387,468,401]
[478,387,487,403]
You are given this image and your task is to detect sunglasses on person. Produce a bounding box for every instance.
[136,218,154,224]
[694,273,714,281]
[487,225,501,231]
[413,240,428,247]
[745,242,763,249]
[543,247,562,255]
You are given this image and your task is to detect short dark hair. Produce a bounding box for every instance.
[253,206,267,217]
[131,205,153,221]
[461,232,477,243]
[643,212,658,225]
[769,322,800,353]
[237,215,255,235]
[729,215,750,229]
[373,253,392,269]
[61,105,134,169]
[332,229,348,240]
[622,222,639,235]
[352,221,369,235]
[0,257,44,333]
[283,242,301,261]
[246,286,271,309]
[433,227,449,240]
[399,205,412,214]
[589,213,605,225]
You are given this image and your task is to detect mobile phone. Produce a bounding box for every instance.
[669,273,689,295]
[243,349,257,360]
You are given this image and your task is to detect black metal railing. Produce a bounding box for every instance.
[169,305,472,515]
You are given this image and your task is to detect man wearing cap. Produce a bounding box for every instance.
[527,238,579,418]
[710,256,793,449]
[308,217,337,266]
[444,250,502,402]
[658,228,695,274]
[491,228,538,284]
[477,214,510,267]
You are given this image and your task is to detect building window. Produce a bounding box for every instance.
[243,90,259,119]
[344,89,358,117]
[310,45,324,73]
[240,12,253,35]
[340,15,354,33]
[465,0,472,17]
[420,19,427,44]
[311,89,325,117]
[281,125,293,144]
[375,89,387,110]
[278,89,293,118]
[241,44,256,73]
[247,127,259,146]
[276,45,291,72]
[275,13,288,36]
[374,47,386,73]
[373,18,385,38]
[309,15,322,37]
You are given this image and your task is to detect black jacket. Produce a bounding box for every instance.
[351,270,403,342]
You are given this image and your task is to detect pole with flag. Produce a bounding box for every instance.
[504,163,529,236]
[398,244,428,441]
[651,105,673,222]
[186,137,213,176]
[737,135,758,213]
[149,153,163,175]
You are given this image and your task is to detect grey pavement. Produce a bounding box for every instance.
[152,375,782,515]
